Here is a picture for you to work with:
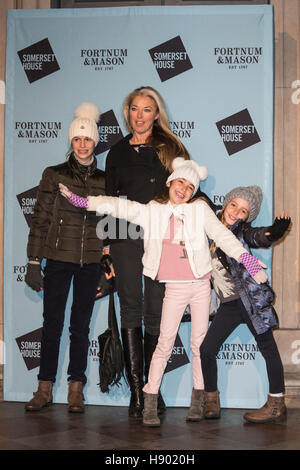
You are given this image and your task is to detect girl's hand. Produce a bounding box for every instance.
[59,183,88,209]
[59,183,71,199]
[265,211,291,240]
[253,259,268,284]
[239,252,268,284]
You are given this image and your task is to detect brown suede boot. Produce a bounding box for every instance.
[25,381,53,411]
[204,391,220,419]
[243,395,287,423]
[68,381,85,413]
[186,389,205,422]
[143,392,160,427]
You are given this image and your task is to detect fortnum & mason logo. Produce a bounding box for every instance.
[80,48,128,72]
[214,46,263,70]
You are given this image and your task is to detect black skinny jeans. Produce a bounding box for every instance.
[110,238,165,336]
[38,259,101,384]
[200,299,285,394]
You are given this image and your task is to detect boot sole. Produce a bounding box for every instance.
[68,408,84,413]
[243,413,287,424]
[25,401,53,412]
[143,422,160,427]
[205,413,220,420]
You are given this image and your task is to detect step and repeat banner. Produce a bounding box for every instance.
[4,5,274,408]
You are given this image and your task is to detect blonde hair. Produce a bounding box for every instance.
[210,209,227,255]
[123,86,189,171]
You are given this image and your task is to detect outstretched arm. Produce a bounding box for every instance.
[265,211,291,241]
[243,211,291,248]
[59,183,147,227]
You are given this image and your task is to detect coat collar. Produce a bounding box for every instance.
[68,152,97,175]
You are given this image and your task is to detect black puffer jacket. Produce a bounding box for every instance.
[27,153,105,265]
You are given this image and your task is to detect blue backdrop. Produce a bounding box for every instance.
[4,5,273,408]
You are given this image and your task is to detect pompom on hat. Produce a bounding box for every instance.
[68,102,101,146]
[222,185,263,222]
[167,157,208,196]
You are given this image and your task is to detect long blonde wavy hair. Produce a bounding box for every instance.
[123,86,190,171]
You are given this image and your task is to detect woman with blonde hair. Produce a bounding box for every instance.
[103,86,210,419]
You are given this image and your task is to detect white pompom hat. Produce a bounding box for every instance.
[68,102,101,145]
[167,157,208,196]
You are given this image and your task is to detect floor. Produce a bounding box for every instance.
[0,400,299,453]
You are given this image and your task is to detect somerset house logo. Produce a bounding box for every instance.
[149,36,193,82]
[94,109,123,155]
[165,333,189,374]
[15,328,43,371]
[17,38,60,84]
[216,108,261,156]
[16,186,39,227]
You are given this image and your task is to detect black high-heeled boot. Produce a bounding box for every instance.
[144,331,166,415]
[121,327,144,419]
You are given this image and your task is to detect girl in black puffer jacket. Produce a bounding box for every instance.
[24,103,105,413]
[200,185,291,424]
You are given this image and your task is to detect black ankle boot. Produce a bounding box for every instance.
[144,331,166,415]
[121,327,144,419]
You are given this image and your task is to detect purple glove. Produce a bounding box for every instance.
[67,191,88,209]
[239,252,262,277]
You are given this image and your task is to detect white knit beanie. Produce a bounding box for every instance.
[167,157,208,196]
[68,102,101,145]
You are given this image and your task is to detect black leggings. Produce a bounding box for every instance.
[110,238,165,336]
[39,259,101,384]
[200,299,285,394]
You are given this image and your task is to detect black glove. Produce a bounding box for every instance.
[25,263,43,292]
[266,216,291,242]
[100,254,113,275]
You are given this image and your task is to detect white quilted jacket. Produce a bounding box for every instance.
[88,196,247,281]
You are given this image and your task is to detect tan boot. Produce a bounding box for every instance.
[244,395,287,423]
[25,381,53,411]
[68,381,85,413]
[186,389,205,422]
[204,390,220,419]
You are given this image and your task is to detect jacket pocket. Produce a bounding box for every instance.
[55,218,63,249]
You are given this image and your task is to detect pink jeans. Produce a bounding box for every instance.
[143,280,211,394]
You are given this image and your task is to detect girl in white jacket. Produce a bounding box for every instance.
[59,158,267,427]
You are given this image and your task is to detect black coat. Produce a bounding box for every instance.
[27,153,105,265]
[105,134,169,203]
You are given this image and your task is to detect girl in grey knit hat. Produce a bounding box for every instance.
[200,185,291,424]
